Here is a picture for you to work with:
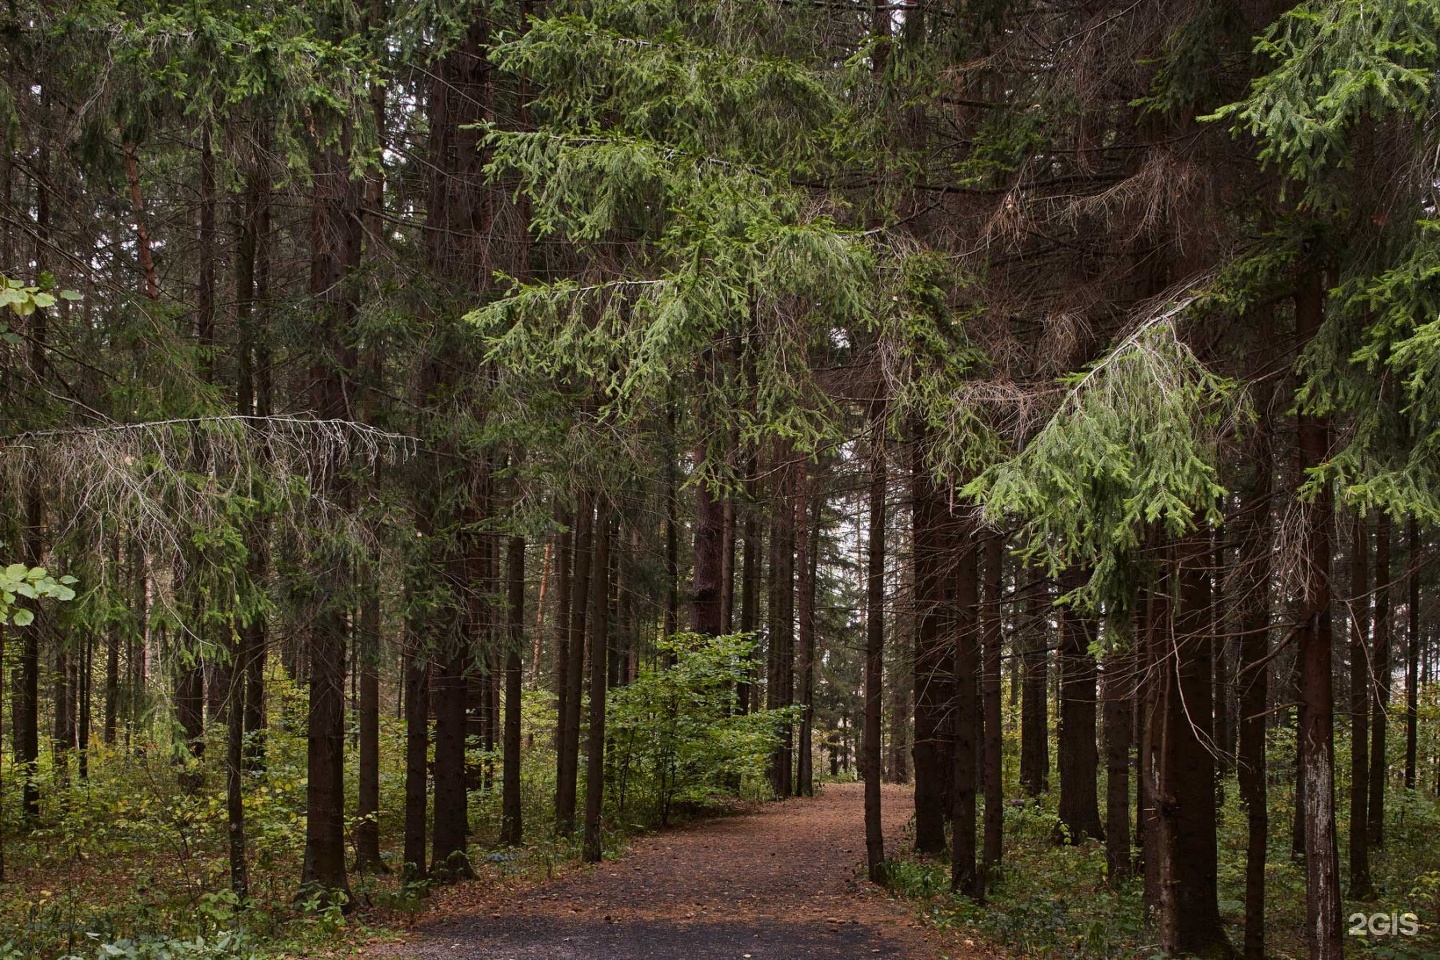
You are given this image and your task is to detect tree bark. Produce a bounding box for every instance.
[501,535,526,845]
[557,493,593,835]
[1367,514,1391,846]
[1404,518,1420,790]
[1020,570,1050,796]
[1295,268,1341,960]
[297,125,360,908]
[981,534,1004,874]
[864,399,888,883]
[767,463,795,796]
[431,640,473,880]
[1103,631,1133,884]
[1348,510,1372,897]
[910,436,953,854]
[1057,568,1103,843]
[355,593,385,873]
[796,463,817,797]
[582,499,612,862]
[951,522,980,898]
[1156,540,1229,957]
[1236,394,1273,960]
[694,446,725,637]
[402,604,430,880]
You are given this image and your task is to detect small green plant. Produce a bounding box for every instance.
[606,633,797,826]
[0,563,77,626]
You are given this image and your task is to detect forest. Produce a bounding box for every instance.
[1,0,1439,958]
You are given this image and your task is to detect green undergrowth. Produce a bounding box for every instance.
[0,636,787,959]
[886,716,1440,960]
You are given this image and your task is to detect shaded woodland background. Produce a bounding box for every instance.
[2,1,1440,958]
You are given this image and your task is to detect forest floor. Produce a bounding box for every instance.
[367,783,988,960]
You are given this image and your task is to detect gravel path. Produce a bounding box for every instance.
[375,783,983,960]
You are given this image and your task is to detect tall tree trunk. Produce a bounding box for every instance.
[299,127,360,907]
[767,463,795,796]
[241,167,272,772]
[911,436,953,854]
[103,535,120,747]
[693,445,725,637]
[721,489,737,636]
[553,524,572,723]
[1295,268,1341,960]
[1020,570,1050,796]
[1212,533,1233,795]
[1236,384,1273,960]
[1404,518,1420,790]
[402,601,430,880]
[431,638,473,880]
[1057,568,1103,843]
[738,470,760,714]
[1156,540,1229,957]
[532,538,551,686]
[1139,567,1169,916]
[864,399,888,883]
[664,435,679,639]
[582,499,612,863]
[226,623,249,900]
[78,638,91,780]
[1103,633,1133,884]
[981,534,1004,874]
[796,464,816,797]
[501,534,526,845]
[951,523,980,898]
[1366,514,1392,847]
[1348,510,1372,897]
[557,493,593,835]
[355,593,385,873]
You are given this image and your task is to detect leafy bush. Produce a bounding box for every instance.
[606,633,795,827]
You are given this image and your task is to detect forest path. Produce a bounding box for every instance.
[376,782,984,960]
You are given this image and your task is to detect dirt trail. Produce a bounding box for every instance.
[376,783,984,959]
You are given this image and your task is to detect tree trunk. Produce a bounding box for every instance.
[1057,568,1103,843]
[431,640,473,880]
[1236,393,1273,960]
[402,605,430,880]
[1156,540,1229,957]
[864,399,887,883]
[911,437,953,854]
[1020,570,1050,796]
[297,125,360,908]
[103,537,120,746]
[738,473,760,714]
[1348,510,1372,897]
[796,463,817,797]
[1367,514,1391,846]
[1294,268,1341,960]
[553,525,572,723]
[582,499,612,863]
[1103,633,1132,884]
[226,622,249,900]
[721,489,737,636]
[694,446,725,637]
[981,534,1004,874]
[532,538,552,687]
[558,493,593,835]
[767,463,795,796]
[501,534,526,845]
[1404,518,1420,790]
[1140,569,1169,916]
[355,592,385,873]
[951,523,980,898]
